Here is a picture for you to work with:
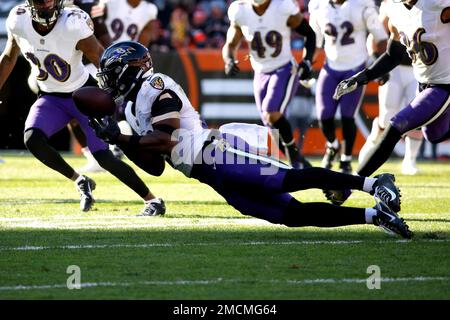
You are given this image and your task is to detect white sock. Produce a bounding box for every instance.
[363,177,377,193]
[404,136,422,163]
[81,147,96,162]
[365,208,377,224]
[341,154,352,162]
[75,175,84,184]
[327,139,339,149]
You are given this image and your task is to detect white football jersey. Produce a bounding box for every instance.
[309,0,388,71]
[386,0,450,84]
[228,0,300,73]
[125,72,208,175]
[6,5,94,93]
[101,0,158,43]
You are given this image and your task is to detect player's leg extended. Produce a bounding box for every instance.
[338,63,366,174]
[359,69,402,165]
[24,95,78,179]
[217,178,411,237]
[209,140,388,198]
[257,63,308,168]
[316,65,340,169]
[358,84,450,177]
[23,95,96,211]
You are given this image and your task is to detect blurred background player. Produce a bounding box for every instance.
[308,0,388,174]
[222,0,316,169]
[359,0,423,175]
[0,0,165,215]
[101,0,157,48]
[331,0,450,210]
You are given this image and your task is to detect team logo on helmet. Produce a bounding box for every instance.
[106,47,136,65]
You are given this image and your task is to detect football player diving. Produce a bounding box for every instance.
[83,40,412,239]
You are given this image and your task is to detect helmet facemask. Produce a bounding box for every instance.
[97,46,152,104]
[26,0,64,27]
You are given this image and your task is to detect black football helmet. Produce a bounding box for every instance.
[26,0,64,26]
[97,41,153,102]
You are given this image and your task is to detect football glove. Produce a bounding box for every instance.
[89,116,121,144]
[224,59,240,76]
[297,59,312,80]
[333,70,369,100]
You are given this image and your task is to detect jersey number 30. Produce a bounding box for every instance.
[25,52,71,82]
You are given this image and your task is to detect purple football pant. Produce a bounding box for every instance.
[253,61,299,126]
[191,135,293,224]
[24,94,108,152]
[316,63,366,120]
[390,84,450,143]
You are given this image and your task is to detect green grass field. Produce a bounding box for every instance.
[0,151,449,300]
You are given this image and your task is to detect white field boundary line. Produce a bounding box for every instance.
[1,276,449,291]
[1,239,449,252]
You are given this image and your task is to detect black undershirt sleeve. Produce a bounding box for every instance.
[364,39,408,81]
[294,19,316,62]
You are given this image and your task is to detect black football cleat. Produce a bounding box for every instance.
[371,173,401,213]
[137,198,166,216]
[76,175,96,212]
[339,160,353,174]
[321,144,341,170]
[373,199,412,239]
[323,188,352,206]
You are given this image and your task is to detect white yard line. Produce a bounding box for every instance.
[1,212,449,230]
[1,239,449,252]
[0,276,448,291]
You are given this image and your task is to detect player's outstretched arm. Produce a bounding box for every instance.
[334,22,405,100]
[0,32,21,91]
[289,13,316,80]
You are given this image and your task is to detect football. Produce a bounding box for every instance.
[72,86,116,118]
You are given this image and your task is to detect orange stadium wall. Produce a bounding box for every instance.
[151,48,379,156]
